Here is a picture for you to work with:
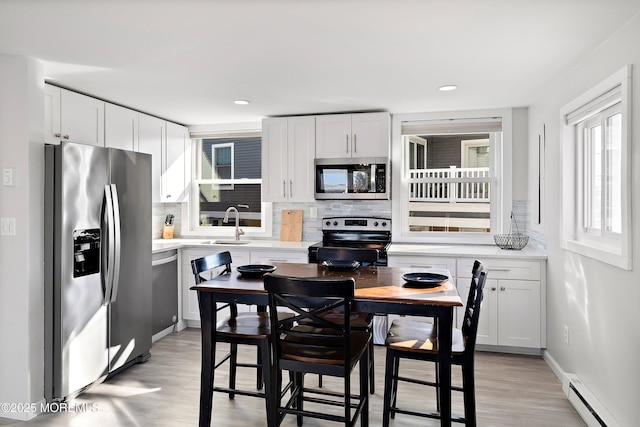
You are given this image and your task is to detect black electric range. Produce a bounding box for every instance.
[308,216,391,266]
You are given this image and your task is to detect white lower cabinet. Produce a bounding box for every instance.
[181,248,251,323]
[181,247,308,324]
[457,258,543,349]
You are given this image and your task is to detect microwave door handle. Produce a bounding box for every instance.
[371,164,376,192]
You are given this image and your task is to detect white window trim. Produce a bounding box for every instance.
[181,124,273,238]
[560,65,632,270]
[391,108,512,244]
[211,142,235,189]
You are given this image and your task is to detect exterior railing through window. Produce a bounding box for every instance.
[408,166,490,203]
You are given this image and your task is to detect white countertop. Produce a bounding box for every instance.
[153,238,546,260]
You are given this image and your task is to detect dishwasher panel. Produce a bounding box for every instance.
[152,250,178,335]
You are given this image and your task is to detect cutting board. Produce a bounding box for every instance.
[280,210,303,241]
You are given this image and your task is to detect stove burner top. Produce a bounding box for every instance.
[308,216,391,265]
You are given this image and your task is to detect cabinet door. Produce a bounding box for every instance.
[105,104,138,151]
[351,112,390,158]
[60,89,105,146]
[497,279,541,348]
[315,114,351,158]
[287,116,315,202]
[138,114,165,203]
[182,248,251,322]
[458,277,499,344]
[164,122,187,202]
[262,118,289,202]
[44,84,61,144]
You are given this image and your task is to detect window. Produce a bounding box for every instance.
[561,65,631,269]
[189,133,270,235]
[392,110,511,244]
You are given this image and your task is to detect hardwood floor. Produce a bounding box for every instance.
[1,328,585,426]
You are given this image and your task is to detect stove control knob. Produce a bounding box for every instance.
[333,221,338,226]
[382,221,387,227]
[325,220,331,226]
[374,221,379,227]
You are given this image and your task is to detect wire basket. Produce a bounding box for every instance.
[494,212,529,250]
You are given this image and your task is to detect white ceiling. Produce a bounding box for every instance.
[1,0,639,126]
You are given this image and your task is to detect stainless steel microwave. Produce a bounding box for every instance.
[315,158,389,200]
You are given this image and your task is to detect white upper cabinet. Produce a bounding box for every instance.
[262,116,315,202]
[60,88,105,147]
[44,84,61,145]
[105,104,138,151]
[164,121,189,203]
[315,112,390,159]
[138,113,165,203]
[45,84,105,146]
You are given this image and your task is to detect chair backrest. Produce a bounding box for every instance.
[191,251,233,284]
[317,247,379,266]
[461,260,487,356]
[263,273,356,368]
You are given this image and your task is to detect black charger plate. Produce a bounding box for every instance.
[402,272,448,288]
[236,264,277,277]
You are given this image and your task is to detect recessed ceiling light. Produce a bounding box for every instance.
[233,99,250,105]
[439,85,458,92]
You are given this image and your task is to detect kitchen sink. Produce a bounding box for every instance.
[202,240,252,245]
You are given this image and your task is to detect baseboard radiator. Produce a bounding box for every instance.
[563,374,619,427]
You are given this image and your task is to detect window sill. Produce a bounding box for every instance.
[562,239,631,270]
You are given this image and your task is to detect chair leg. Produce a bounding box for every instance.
[229,343,238,399]
[382,349,395,427]
[435,361,441,412]
[462,360,477,427]
[369,340,375,394]
[295,372,304,427]
[390,354,400,418]
[359,348,369,427]
[256,346,264,390]
[259,341,273,427]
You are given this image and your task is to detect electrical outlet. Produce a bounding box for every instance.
[0,218,16,236]
[309,206,318,219]
[563,325,570,345]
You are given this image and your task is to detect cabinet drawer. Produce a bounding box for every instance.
[457,258,540,280]
[387,255,456,275]
[251,250,308,264]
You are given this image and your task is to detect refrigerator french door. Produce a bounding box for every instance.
[45,141,152,402]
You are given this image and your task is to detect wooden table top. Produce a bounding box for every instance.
[192,262,462,308]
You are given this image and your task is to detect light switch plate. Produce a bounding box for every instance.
[3,168,14,186]
[0,218,16,236]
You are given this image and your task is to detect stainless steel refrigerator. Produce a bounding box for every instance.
[44,141,152,402]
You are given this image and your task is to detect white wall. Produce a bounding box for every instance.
[529,14,640,426]
[0,55,45,420]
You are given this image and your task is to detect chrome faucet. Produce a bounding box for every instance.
[223,206,245,241]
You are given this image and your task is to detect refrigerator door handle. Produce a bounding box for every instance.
[102,184,116,305]
[109,184,122,303]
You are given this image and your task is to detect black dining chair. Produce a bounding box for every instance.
[382,260,487,426]
[264,273,370,427]
[191,251,275,424]
[316,246,379,394]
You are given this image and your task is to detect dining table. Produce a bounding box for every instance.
[191,262,463,427]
